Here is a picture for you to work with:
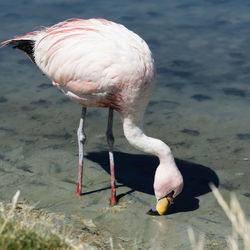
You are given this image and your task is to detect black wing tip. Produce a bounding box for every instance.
[9,39,36,64]
[8,39,34,47]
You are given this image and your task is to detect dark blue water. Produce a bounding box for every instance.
[0,0,249,248]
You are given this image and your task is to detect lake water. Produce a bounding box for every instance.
[0,0,250,249]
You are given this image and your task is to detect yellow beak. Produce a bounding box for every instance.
[156,196,173,215]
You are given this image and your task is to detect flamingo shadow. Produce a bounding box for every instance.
[86,151,219,214]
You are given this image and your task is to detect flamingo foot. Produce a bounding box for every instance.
[110,192,117,206]
[76,183,81,196]
[76,162,83,196]
[109,163,117,206]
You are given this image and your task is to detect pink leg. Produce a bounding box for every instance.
[76,107,87,196]
[106,108,117,205]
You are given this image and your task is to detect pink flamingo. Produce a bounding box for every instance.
[2,18,183,215]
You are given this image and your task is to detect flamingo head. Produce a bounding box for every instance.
[148,162,184,216]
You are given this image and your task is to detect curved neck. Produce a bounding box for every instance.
[121,115,175,166]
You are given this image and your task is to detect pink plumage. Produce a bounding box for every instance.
[2,18,183,215]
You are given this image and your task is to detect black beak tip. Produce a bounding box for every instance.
[147,209,160,216]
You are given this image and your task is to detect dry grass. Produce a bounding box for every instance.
[0,191,68,249]
[188,227,205,250]
[1,186,249,249]
[0,191,134,249]
[188,184,250,250]
[0,190,98,249]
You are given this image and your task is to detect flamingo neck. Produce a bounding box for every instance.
[121,115,175,166]
[122,114,183,200]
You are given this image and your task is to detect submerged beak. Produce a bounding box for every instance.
[147,196,174,216]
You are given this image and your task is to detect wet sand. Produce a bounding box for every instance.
[1,0,250,248]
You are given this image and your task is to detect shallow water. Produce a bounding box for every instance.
[0,0,250,248]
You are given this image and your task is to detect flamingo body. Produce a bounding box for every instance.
[5,19,155,114]
[2,18,183,215]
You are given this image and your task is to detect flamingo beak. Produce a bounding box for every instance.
[147,196,173,216]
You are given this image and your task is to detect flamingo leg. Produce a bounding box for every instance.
[106,108,117,205]
[76,107,87,196]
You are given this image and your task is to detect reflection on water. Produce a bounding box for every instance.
[0,0,250,248]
